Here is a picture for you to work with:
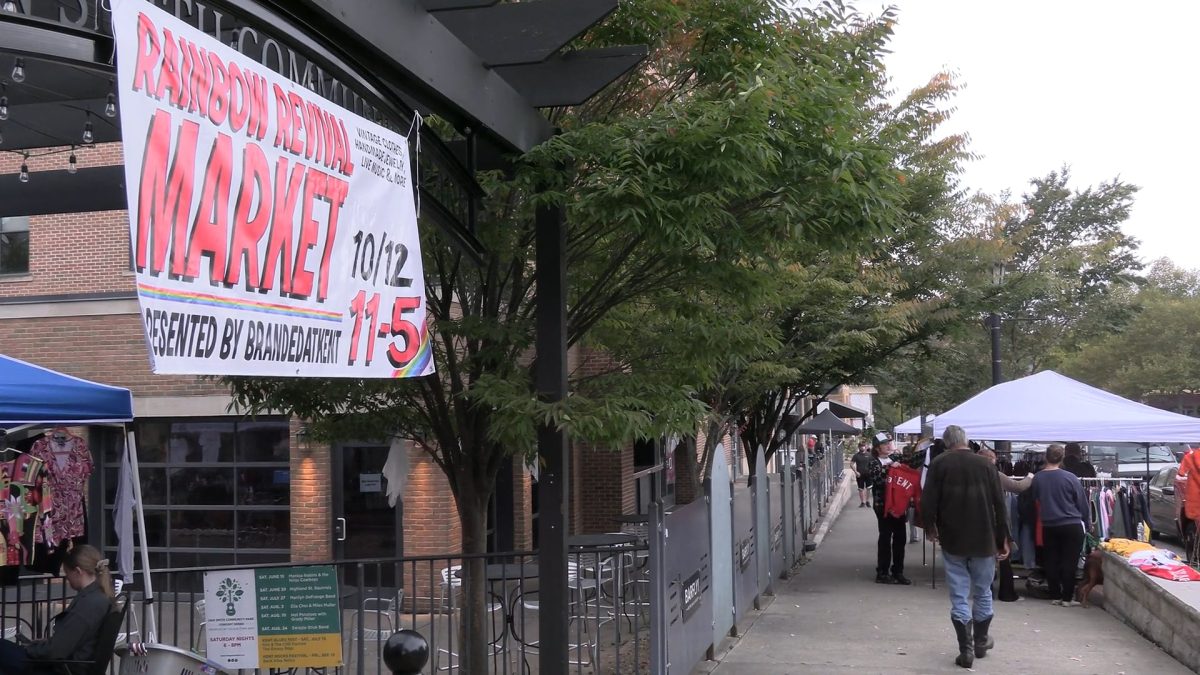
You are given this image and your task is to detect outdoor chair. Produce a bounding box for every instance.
[433,565,507,672]
[111,579,140,647]
[568,556,619,631]
[192,599,207,650]
[28,597,127,675]
[344,609,394,671]
[509,589,601,673]
[362,588,405,624]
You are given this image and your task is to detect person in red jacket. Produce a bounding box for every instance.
[1177,446,1200,563]
[868,433,922,585]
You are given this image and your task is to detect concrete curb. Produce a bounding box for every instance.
[1102,550,1200,670]
[810,471,854,550]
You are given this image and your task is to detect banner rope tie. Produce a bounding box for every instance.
[405,110,422,217]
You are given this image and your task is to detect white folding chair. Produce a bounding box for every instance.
[362,589,406,629]
[112,580,141,647]
[193,599,208,651]
[345,609,395,671]
[433,565,506,672]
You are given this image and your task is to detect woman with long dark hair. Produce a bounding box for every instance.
[0,544,116,674]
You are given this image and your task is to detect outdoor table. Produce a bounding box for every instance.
[613,513,649,524]
[567,533,638,548]
[485,563,539,581]
[455,563,540,658]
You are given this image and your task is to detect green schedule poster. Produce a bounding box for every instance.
[204,565,343,670]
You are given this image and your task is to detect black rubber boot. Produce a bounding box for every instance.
[973,615,994,658]
[952,619,974,668]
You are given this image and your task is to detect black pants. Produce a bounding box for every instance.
[1043,523,1085,602]
[0,638,29,675]
[877,513,906,576]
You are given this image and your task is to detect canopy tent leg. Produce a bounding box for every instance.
[125,429,158,642]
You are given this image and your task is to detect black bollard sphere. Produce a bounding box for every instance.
[382,629,429,675]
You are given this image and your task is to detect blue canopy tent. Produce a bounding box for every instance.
[0,354,155,638]
[0,354,134,425]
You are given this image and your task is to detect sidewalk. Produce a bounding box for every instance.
[708,502,1190,674]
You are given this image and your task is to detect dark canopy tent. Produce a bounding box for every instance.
[793,409,859,436]
[0,354,133,425]
[827,400,868,420]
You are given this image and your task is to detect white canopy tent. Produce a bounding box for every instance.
[894,414,935,436]
[932,370,1200,443]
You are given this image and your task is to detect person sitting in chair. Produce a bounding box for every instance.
[0,544,116,675]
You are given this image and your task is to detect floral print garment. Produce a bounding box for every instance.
[31,433,92,546]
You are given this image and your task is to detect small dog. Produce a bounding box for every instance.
[1076,549,1104,607]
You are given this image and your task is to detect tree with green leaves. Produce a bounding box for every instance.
[227,1,959,667]
[874,169,1144,426]
[1060,258,1200,401]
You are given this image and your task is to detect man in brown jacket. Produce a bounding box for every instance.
[922,425,1010,669]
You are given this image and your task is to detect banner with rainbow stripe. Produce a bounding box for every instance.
[113,0,434,379]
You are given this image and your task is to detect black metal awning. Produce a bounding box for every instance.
[827,400,869,419]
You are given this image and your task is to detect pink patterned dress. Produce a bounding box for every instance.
[30,433,93,547]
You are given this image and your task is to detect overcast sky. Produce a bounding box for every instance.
[873,0,1199,268]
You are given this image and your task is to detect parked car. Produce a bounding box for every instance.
[1086,443,1179,480]
[1148,466,1182,540]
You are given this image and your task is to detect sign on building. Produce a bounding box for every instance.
[112,0,432,378]
[203,565,343,670]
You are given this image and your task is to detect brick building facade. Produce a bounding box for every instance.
[0,142,540,572]
[0,141,750,571]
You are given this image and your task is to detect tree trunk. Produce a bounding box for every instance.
[457,486,492,674]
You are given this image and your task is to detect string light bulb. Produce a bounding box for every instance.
[11,57,24,84]
[18,158,28,183]
[0,95,7,121]
[0,128,5,146]
[82,114,93,144]
[2,2,17,13]
[67,149,77,174]
[104,92,116,118]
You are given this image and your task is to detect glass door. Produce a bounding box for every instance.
[333,444,402,587]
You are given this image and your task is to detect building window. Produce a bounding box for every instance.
[0,216,30,274]
[100,417,291,572]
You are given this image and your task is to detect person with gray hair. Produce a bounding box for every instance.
[922,425,1010,669]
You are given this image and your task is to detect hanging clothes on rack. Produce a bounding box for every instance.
[28,428,92,574]
[1078,477,1149,542]
[0,449,49,575]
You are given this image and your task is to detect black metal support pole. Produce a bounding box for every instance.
[989,313,1002,386]
[535,198,570,675]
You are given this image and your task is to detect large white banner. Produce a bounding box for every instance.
[112,0,433,378]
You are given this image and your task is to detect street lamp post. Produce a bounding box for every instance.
[989,313,1002,386]
[990,261,1005,387]
[990,260,1019,601]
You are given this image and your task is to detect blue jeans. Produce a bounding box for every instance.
[942,552,995,624]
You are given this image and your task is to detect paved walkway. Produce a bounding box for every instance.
[710,502,1189,674]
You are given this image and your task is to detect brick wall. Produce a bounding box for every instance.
[0,142,123,173]
[0,211,133,298]
[511,459,534,550]
[575,442,634,534]
[0,313,227,397]
[290,417,332,562]
[401,442,462,556]
[0,143,130,297]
